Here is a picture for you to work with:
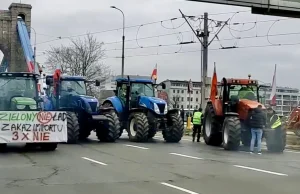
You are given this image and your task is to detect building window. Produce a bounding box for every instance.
[196,91,199,94]
[177,104,180,108]
[181,97,184,101]
[173,89,175,93]
[196,98,198,102]
[191,97,193,101]
[187,105,189,109]
[190,105,193,109]
[187,97,190,101]
[177,90,180,93]
[181,105,183,109]
[196,105,198,109]
[173,97,176,101]
[190,91,193,94]
[176,97,180,101]
[181,90,184,93]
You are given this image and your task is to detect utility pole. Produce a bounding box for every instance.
[179,10,228,110]
[202,12,208,110]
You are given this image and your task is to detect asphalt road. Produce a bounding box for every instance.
[1,132,300,194]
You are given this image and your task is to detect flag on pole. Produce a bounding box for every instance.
[151,64,157,81]
[210,63,218,103]
[269,64,277,106]
[188,79,193,93]
[53,64,62,95]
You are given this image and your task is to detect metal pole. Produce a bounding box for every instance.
[31,27,37,74]
[111,6,125,78]
[202,12,208,110]
[200,40,203,108]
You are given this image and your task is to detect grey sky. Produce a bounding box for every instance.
[1,0,300,88]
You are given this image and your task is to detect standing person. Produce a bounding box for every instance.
[266,107,283,148]
[180,107,185,122]
[192,108,203,142]
[247,105,266,154]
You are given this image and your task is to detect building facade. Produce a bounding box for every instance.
[260,85,300,116]
[159,78,211,110]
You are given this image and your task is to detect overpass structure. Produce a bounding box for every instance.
[188,0,300,18]
[0,3,39,73]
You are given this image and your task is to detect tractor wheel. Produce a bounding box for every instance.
[96,110,120,142]
[163,112,184,143]
[66,112,80,144]
[222,116,241,151]
[40,143,57,151]
[128,112,149,142]
[76,113,91,140]
[203,104,222,146]
[103,102,123,138]
[266,128,286,153]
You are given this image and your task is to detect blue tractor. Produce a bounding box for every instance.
[102,75,184,142]
[43,74,120,144]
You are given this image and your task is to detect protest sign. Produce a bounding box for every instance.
[0,111,67,143]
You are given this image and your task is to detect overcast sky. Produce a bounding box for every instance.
[1,0,300,88]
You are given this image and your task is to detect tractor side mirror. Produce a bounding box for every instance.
[95,80,100,86]
[161,82,166,89]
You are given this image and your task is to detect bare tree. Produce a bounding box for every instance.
[45,34,111,96]
[170,94,181,108]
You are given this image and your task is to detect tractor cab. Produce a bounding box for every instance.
[115,75,167,114]
[0,72,41,111]
[44,75,100,114]
[219,76,263,120]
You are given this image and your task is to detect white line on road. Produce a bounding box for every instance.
[124,144,149,150]
[233,165,288,176]
[81,157,107,166]
[161,182,199,194]
[169,153,203,160]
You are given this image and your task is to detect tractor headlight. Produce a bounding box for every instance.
[164,104,168,114]
[154,103,160,114]
[29,105,37,110]
[16,105,26,109]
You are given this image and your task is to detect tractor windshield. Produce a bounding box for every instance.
[229,85,258,101]
[0,77,37,99]
[131,83,154,97]
[61,80,86,96]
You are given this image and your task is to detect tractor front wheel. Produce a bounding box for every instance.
[66,112,80,144]
[266,128,286,153]
[222,116,241,151]
[163,112,184,143]
[127,112,149,142]
[203,104,222,146]
[96,111,120,142]
[103,102,123,138]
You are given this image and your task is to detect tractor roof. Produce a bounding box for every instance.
[222,78,258,85]
[115,75,154,84]
[46,75,86,81]
[0,72,39,79]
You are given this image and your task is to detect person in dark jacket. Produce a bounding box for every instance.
[247,105,266,154]
[180,107,185,121]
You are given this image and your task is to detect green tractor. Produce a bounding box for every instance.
[0,72,58,151]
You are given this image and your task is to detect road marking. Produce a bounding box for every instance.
[285,150,300,154]
[169,153,203,160]
[161,182,199,194]
[81,157,107,166]
[125,144,149,150]
[233,165,288,176]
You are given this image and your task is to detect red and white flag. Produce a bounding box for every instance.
[269,64,277,106]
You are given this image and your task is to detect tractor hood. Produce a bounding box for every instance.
[70,95,99,114]
[139,96,167,115]
[11,97,37,110]
[237,99,265,120]
[11,97,36,105]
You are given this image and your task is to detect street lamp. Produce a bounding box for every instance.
[110,6,125,78]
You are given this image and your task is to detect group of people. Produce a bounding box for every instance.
[184,105,282,154]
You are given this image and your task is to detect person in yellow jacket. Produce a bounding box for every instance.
[192,108,203,142]
[266,107,283,147]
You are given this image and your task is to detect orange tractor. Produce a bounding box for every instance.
[285,107,300,137]
[203,76,286,151]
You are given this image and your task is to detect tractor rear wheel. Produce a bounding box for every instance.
[266,128,286,153]
[163,112,184,143]
[203,104,222,146]
[128,112,149,142]
[96,111,120,142]
[66,112,80,144]
[40,143,57,151]
[222,116,241,150]
[103,102,123,138]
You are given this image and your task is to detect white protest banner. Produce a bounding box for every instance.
[0,111,67,143]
